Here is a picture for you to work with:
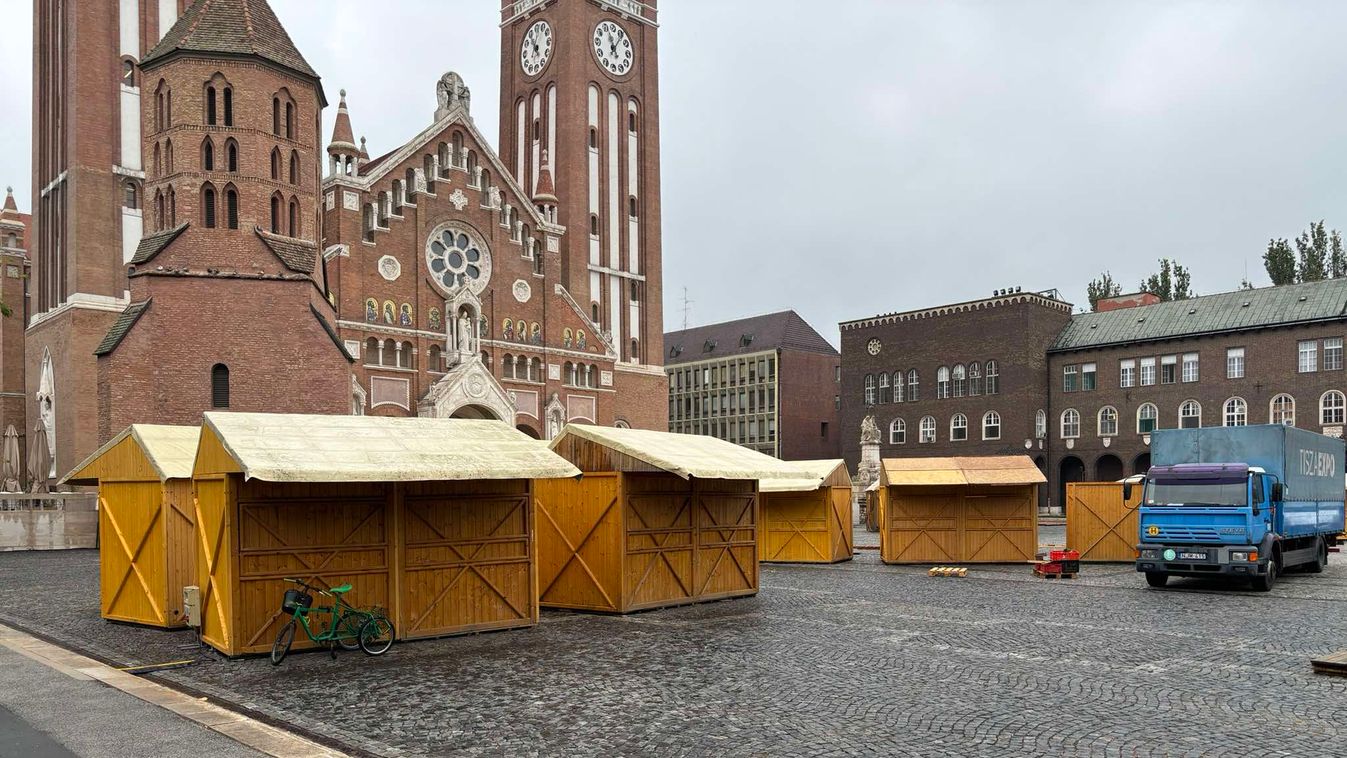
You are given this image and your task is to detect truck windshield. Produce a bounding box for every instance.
[1145,481,1247,507]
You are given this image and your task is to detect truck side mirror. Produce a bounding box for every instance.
[1122,482,1133,501]
[1271,483,1284,502]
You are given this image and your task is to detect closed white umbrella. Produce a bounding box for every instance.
[1,424,20,492]
[27,421,50,494]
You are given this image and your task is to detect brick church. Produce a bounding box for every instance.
[22,0,666,480]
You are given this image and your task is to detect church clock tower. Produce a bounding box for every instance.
[499,0,663,369]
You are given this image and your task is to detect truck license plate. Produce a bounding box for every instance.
[1179,551,1207,560]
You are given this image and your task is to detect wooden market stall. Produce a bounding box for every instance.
[64,425,201,628]
[1065,481,1141,562]
[759,459,854,563]
[877,456,1044,564]
[537,425,797,613]
[190,412,579,656]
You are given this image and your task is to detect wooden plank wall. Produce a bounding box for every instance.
[162,479,196,626]
[828,485,854,562]
[759,485,852,564]
[1066,482,1141,562]
[99,480,168,626]
[881,485,1038,563]
[623,473,697,611]
[535,473,622,612]
[692,478,758,601]
[195,475,234,653]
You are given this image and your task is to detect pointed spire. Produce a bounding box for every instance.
[533,150,558,204]
[2,187,16,214]
[329,89,356,151]
[359,136,369,160]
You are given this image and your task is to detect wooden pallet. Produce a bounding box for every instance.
[1033,569,1077,580]
[1311,651,1347,677]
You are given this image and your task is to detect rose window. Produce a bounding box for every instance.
[426,224,491,295]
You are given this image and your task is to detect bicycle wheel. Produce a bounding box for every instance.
[358,615,395,656]
[270,619,296,666]
[335,611,364,651]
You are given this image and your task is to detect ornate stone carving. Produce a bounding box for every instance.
[435,71,471,120]
[449,189,468,211]
[418,359,514,423]
[513,279,532,303]
[377,255,401,281]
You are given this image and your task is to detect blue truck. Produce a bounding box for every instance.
[1128,424,1345,591]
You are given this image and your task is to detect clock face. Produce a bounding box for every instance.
[521,20,553,77]
[593,20,634,76]
[867,339,882,356]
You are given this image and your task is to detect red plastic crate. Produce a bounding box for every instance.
[1049,549,1080,562]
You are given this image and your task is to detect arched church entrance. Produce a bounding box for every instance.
[450,404,501,420]
[516,423,541,439]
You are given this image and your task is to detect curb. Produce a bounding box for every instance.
[0,622,348,758]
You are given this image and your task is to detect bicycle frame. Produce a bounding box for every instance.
[285,583,366,645]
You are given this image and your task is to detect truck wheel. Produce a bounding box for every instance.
[1252,556,1278,592]
[1145,572,1168,588]
[1307,539,1328,574]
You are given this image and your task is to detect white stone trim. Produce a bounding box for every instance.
[28,292,132,330]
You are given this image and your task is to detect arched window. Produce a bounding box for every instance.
[590,215,600,236]
[399,341,414,369]
[968,362,982,396]
[1035,409,1047,439]
[531,357,543,381]
[222,86,233,126]
[290,151,300,184]
[1223,397,1247,427]
[452,132,465,166]
[122,181,138,209]
[919,416,936,444]
[907,370,919,401]
[630,339,640,362]
[392,180,404,213]
[467,151,478,180]
[210,364,229,408]
[155,80,169,131]
[224,185,238,229]
[889,418,906,445]
[362,205,375,243]
[285,101,295,139]
[591,303,600,323]
[1180,400,1202,429]
[480,170,492,205]
[1061,409,1080,439]
[381,340,397,366]
[288,197,299,237]
[153,142,161,175]
[533,243,544,275]
[406,167,417,202]
[225,139,238,172]
[629,196,638,218]
[377,191,389,225]
[565,362,577,386]
[877,372,890,404]
[893,371,905,403]
[936,366,950,399]
[153,190,164,230]
[272,97,281,135]
[863,374,875,405]
[364,338,379,362]
[168,187,176,225]
[271,148,281,180]
[1098,406,1118,437]
[982,411,1001,440]
[1137,403,1158,434]
[1321,391,1345,424]
[952,364,966,397]
[1270,394,1295,426]
[202,138,215,170]
[165,139,173,172]
[589,127,598,149]
[438,142,451,177]
[950,413,968,441]
[121,59,136,87]
[270,193,283,234]
[205,85,217,125]
[424,155,437,192]
[985,360,1000,395]
[202,183,217,228]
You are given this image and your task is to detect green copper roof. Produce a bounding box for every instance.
[1052,279,1347,352]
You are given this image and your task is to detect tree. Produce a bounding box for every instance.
[1263,238,1297,285]
[1086,271,1122,312]
[1332,229,1346,279]
[1139,258,1193,302]
[1296,220,1330,282]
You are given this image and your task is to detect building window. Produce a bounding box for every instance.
[1223,397,1247,427]
[1160,355,1176,384]
[936,366,950,399]
[1321,391,1345,425]
[1181,353,1199,383]
[285,102,295,139]
[205,85,217,125]
[878,372,890,404]
[1137,403,1158,434]
[1061,409,1080,439]
[968,362,982,396]
[863,374,875,405]
[907,370,920,401]
[834,395,840,410]
[202,138,215,170]
[950,413,968,441]
[271,193,282,234]
[202,184,217,228]
[919,416,936,444]
[1226,347,1245,379]
[985,360,999,395]
[225,139,238,172]
[273,97,282,135]
[288,198,299,236]
[1081,363,1097,391]
[122,182,138,209]
[1180,400,1201,429]
[225,186,238,229]
[1035,409,1047,439]
[893,371,905,403]
[291,151,301,185]
[982,411,1001,440]
[951,364,966,397]
[1270,394,1295,426]
[271,148,282,180]
[211,364,230,408]
[1326,338,1344,371]
[889,418,905,445]
[1063,365,1078,393]
[1098,406,1118,437]
[1140,357,1156,386]
[1299,340,1319,373]
[1119,359,1136,388]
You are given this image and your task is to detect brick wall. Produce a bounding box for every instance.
[778,349,841,461]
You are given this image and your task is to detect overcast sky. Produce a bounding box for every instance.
[3,1,1347,347]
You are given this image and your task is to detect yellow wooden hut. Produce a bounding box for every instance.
[190,412,579,657]
[1065,481,1141,561]
[536,425,797,613]
[877,456,1044,564]
[759,459,854,563]
[64,425,201,628]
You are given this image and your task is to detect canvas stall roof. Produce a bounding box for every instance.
[553,424,802,482]
[199,413,580,482]
[64,424,201,484]
[880,456,1046,487]
[759,459,851,492]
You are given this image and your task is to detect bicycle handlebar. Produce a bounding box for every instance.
[282,577,331,596]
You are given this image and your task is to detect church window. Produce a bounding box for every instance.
[288,197,299,237]
[211,364,230,408]
[205,86,217,125]
[271,148,281,180]
[533,242,544,275]
[202,138,214,171]
[122,59,136,87]
[153,191,163,230]
[426,223,491,294]
[165,140,174,172]
[392,180,404,213]
[155,80,167,131]
[225,139,238,172]
[285,102,295,139]
[225,185,239,229]
[406,168,418,201]
[968,362,982,396]
[936,366,950,399]
[467,151,479,183]
[270,193,283,234]
[428,345,442,372]
[272,98,281,135]
[631,339,640,362]
[362,205,375,243]
[222,87,233,126]
[168,187,176,225]
[952,364,966,397]
[628,111,637,133]
[202,184,217,228]
[589,215,599,236]
[532,117,541,140]
[893,371,905,403]
[452,132,465,166]
[628,197,638,218]
[122,181,138,209]
[438,143,451,177]
[424,155,436,192]
[291,151,301,185]
[531,357,542,381]
[480,171,492,205]
[591,303,600,323]
[630,281,639,302]
[589,128,598,149]
[986,360,1000,395]
[153,143,161,176]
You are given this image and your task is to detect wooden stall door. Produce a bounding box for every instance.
[99,481,167,626]
[882,488,960,563]
[1066,482,1140,562]
[623,474,695,611]
[963,488,1037,562]
[163,480,196,626]
[399,480,537,638]
[536,474,622,612]
[234,481,390,655]
[694,479,758,599]
[194,476,234,653]
[760,492,831,563]
[829,486,854,562]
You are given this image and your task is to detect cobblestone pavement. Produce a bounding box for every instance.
[2,549,1345,757]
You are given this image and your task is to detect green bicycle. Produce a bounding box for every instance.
[269,578,395,665]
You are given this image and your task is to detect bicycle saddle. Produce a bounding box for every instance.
[329,583,353,594]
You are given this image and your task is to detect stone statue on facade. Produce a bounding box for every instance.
[435,72,471,121]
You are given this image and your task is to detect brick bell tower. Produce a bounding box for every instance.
[498,0,664,373]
